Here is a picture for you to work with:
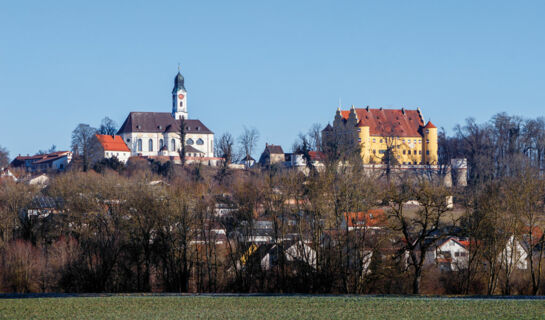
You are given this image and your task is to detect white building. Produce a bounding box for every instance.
[11,151,72,173]
[117,70,217,163]
[425,237,469,271]
[90,134,132,164]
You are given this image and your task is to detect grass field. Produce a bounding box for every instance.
[1,295,544,319]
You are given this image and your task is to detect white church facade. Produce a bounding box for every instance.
[117,70,218,164]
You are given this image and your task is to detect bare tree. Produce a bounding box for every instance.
[386,180,452,294]
[238,126,259,161]
[307,123,323,151]
[71,123,97,172]
[98,117,118,135]
[0,145,9,168]
[217,133,235,166]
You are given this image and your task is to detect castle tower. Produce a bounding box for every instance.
[423,121,438,164]
[358,121,370,163]
[172,71,188,120]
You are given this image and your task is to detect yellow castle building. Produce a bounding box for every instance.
[322,106,438,165]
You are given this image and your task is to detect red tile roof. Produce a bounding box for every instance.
[309,151,326,161]
[345,209,386,228]
[95,134,131,152]
[424,121,437,129]
[341,108,425,137]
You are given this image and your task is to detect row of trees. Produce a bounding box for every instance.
[1,156,544,295]
[1,112,545,294]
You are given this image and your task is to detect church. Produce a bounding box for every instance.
[117,70,217,164]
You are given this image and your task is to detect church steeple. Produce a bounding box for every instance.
[172,70,188,120]
[173,71,186,93]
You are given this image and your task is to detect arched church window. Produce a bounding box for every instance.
[171,139,176,151]
[137,139,142,152]
[159,139,164,149]
[148,139,153,152]
[179,101,183,107]
[196,138,204,145]
[186,138,194,145]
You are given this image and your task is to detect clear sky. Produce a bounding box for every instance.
[1,1,544,159]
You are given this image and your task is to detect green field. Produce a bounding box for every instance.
[1,296,544,319]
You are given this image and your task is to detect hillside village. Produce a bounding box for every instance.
[1,70,544,296]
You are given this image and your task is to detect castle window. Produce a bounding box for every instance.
[426,151,430,155]
[171,139,176,151]
[380,139,383,143]
[403,150,406,155]
[414,139,417,143]
[358,138,361,142]
[408,150,411,155]
[137,139,142,152]
[148,139,153,152]
[196,138,204,145]
[402,139,405,143]
[419,140,422,144]
[426,139,429,144]
[419,150,422,155]
[372,138,376,143]
[425,129,429,134]
[186,138,194,145]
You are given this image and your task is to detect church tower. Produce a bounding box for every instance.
[172,71,188,120]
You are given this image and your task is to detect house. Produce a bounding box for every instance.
[425,237,469,271]
[90,134,132,164]
[241,154,256,169]
[499,235,528,270]
[11,151,72,173]
[285,151,326,170]
[258,144,285,166]
[117,70,218,166]
[342,209,386,231]
[0,168,17,182]
[322,106,438,165]
[259,241,317,271]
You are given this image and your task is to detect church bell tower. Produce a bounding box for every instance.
[172,70,188,120]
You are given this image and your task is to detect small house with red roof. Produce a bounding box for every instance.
[425,237,469,271]
[343,209,387,231]
[90,134,132,164]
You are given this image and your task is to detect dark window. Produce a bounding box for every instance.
[426,150,430,155]
[148,139,153,152]
[196,139,204,145]
[137,139,143,152]
[187,138,194,145]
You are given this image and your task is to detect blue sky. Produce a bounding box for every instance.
[1,1,544,158]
